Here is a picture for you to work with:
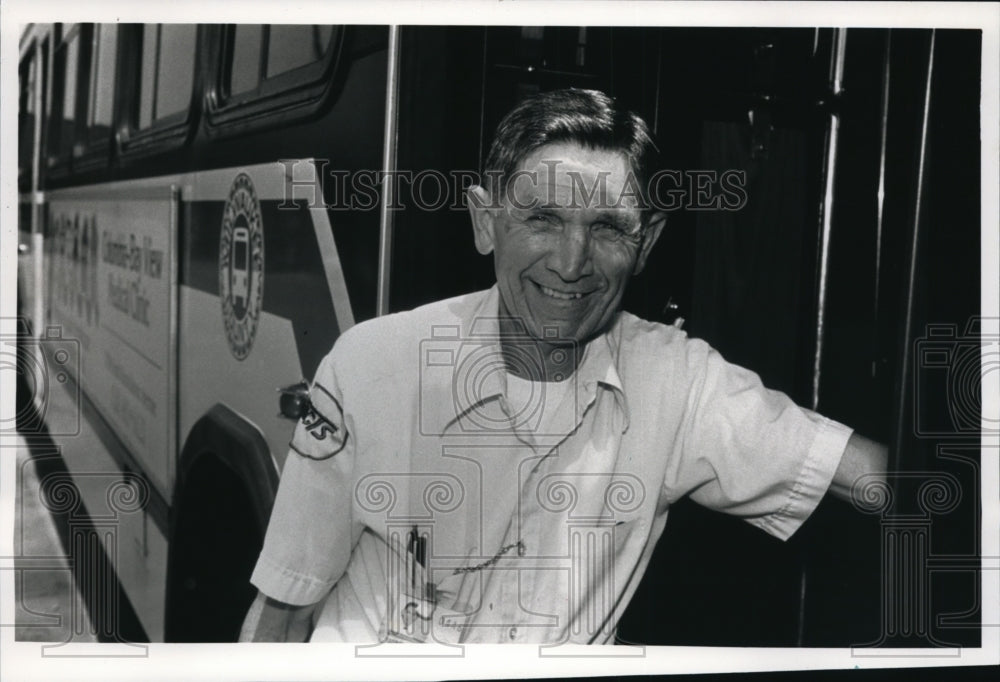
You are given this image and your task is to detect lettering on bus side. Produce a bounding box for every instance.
[103,231,163,327]
[49,212,167,331]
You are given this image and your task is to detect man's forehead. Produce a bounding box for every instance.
[516,143,631,181]
[505,143,640,211]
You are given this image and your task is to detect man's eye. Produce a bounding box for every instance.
[593,221,642,243]
[526,214,552,225]
[592,222,625,241]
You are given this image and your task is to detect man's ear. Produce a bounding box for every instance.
[467,185,496,255]
[633,211,666,275]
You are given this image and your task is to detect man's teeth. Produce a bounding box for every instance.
[540,285,583,300]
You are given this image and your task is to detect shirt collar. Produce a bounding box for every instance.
[425,286,630,434]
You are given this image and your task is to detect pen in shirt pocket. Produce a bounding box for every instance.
[407,525,431,600]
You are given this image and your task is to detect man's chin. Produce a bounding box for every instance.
[527,323,602,350]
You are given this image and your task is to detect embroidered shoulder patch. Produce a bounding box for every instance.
[290,383,349,460]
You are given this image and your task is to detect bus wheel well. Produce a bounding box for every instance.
[164,405,278,642]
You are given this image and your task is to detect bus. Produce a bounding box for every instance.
[16,22,983,646]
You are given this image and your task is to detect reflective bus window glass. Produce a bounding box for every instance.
[230,24,263,95]
[59,34,80,158]
[265,25,333,78]
[137,23,197,128]
[45,44,54,123]
[138,24,158,128]
[24,54,37,116]
[502,26,598,73]
[156,24,197,119]
[19,53,37,190]
[90,24,118,131]
[575,27,587,67]
[518,26,544,63]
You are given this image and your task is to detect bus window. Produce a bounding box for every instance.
[514,26,593,70]
[208,24,344,135]
[265,25,335,78]
[48,24,83,169]
[18,49,37,193]
[88,24,118,138]
[480,26,613,165]
[137,24,197,129]
[61,32,80,149]
[224,24,337,99]
[229,25,263,95]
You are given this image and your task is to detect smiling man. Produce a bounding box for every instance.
[240,88,887,644]
[468,140,662,382]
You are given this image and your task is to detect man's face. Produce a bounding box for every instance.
[469,142,664,348]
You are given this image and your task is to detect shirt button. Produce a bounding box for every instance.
[508,626,517,640]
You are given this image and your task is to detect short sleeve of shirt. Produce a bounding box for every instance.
[667,340,853,540]
[250,349,357,606]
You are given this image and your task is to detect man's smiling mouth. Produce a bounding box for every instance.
[537,283,586,300]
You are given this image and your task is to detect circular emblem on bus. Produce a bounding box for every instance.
[219,173,265,360]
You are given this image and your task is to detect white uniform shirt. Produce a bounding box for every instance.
[250,286,852,644]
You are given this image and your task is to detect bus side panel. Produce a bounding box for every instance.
[46,189,178,499]
[43,184,179,641]
[41,372,170,642]
[177,162,340,475]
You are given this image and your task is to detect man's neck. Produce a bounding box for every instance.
[497,319,580,382]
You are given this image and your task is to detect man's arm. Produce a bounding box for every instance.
[239,590,319,642]
[827,432,889,506]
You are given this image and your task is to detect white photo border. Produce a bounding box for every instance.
[1,1,997,679]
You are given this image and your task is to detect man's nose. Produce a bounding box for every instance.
[548,227,593,281]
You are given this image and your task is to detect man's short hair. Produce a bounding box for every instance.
[482,88,660,216]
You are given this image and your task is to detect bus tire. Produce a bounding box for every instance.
[164,404,278,642]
